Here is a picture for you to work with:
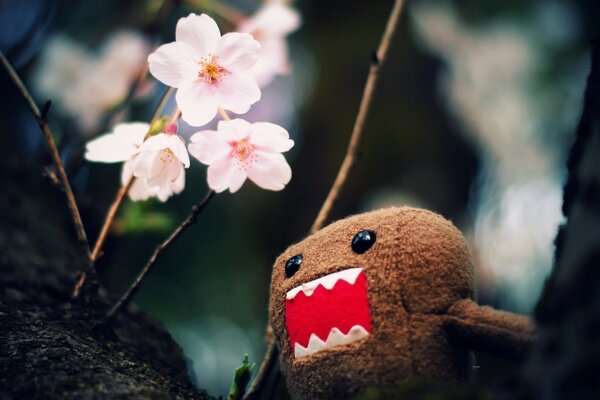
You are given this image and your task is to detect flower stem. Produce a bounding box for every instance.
[218,107,231,121]
[189,0,246,25]
[310,0,405,234]
[72,87,176,299]
[245,0,407,398]
[104,189,216,322]
[0,51,92,263]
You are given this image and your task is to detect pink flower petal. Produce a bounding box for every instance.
[188,130,231,164]
[207,154,247,193]
[238,4,301,38]
[249,122,294,153]
[176,83,219,127]
[214,72,261,114]
[218,119,251,142]
[129,178,158,201]
[176,14,220,57]
[148,42,199,88]
[147,159,180,187]
[216,32,260,72]
[247,151,292,191]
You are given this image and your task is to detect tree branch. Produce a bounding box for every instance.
[310,0,405,234]
[72,87,176,298]
[246,1,407,398]
[0,51,92,262]
[105,189,216,322]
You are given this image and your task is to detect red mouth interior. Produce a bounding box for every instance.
[285,270,372,350]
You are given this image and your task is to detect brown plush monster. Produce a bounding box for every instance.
[269,207,535,400]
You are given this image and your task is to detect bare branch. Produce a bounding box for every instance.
[0,51,92,261]
[105,189,216,322]
[72,86,175,298]
[246,1,407,397]
[310,0,405,233]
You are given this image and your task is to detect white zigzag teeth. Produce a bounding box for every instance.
[294,325,370,358]
[286,268,363,300]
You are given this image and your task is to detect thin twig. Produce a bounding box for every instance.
[310,0,405,234]
[105,190,216,322]
[244,1,406,398]
[0,51,92,261]
[72,87,175,298]
[242,341,278,400]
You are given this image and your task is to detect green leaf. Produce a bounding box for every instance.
[227,354,255,400]
[113,201,175,234]
[149,116,171,136]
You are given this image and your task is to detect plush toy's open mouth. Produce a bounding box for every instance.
[285,268,372,359]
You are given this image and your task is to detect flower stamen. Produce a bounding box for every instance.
[159,148,176,164]
[198,55,227,84]
[233,140,254,162]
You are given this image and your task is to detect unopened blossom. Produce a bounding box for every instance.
[133,124,190,194]
[238,3,301,87]
[148,14,262,127]
[85,122,186,202]
[188,119,293,193]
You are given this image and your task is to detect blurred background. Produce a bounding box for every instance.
[1,0,598,396]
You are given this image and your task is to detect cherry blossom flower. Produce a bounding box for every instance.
[148,14,262,127]
[34,32,151,133]
[188,119,293,193]
[85,122,187,202]
[238,3,301,87]
[132,125,190,195]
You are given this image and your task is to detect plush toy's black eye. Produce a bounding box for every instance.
[352,230,376,254]
[285,254,303,278]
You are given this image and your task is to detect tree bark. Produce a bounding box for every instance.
[525,41,600,399]
[0,162,213,399]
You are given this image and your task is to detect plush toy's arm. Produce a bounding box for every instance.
[443,299,535,362]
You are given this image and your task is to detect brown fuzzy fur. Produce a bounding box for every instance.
[269,207,535,400]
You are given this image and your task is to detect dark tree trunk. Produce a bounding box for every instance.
[525,41,600,399]
[0,162,213,399]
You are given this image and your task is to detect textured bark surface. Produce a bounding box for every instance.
[525,42,600,399]
[0,162,213,400]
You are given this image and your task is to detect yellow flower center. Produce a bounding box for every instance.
[159,148,175,164]
[233,140,254,161]
[198,55,227,84]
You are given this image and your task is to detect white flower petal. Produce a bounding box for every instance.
[176,13,220,57]
[188,130,231,164]
[85,124,145,163]
[113,122,150,147]
[216,32,260,72]
[170,164,186,194]
[248,38,289,87]
[207,154,247,193]
[122,159,159,201]
[215,72,261,114]
[247,151,292,191]
[129,178,159,201]
[249,122,294,153]
[176,84,219,127]
[148,42,199,88]
[147,160,178,187]
[169,136,191,168]
[133,149,163,179]
[121,158,135,184]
